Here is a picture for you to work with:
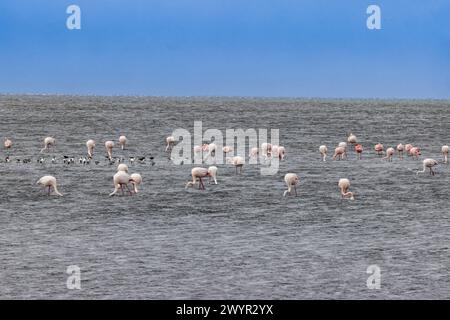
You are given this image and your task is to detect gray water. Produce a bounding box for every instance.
[1,95,450,299]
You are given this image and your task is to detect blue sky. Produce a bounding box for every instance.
[0,0,449,98]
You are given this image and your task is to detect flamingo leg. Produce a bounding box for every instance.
[48,186,51,196]
[120,185,124,195]
[125,184,132,195]
[199,177,205,190]
[294,185,298,197]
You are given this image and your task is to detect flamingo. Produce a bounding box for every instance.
[355,144,363,160]
[319,145,328,162]
[277,146,286,160]
[4,138,12,149]
[405,144,413,155]
[37,175,63,196]
[204,143,217,161]
[347,133,357,144]
[222,146,233,154]
[40,137,55,153]
[409,147,421,160]
[442,145,449,164]
[374,143,384,156]
[109,171,134,196]
[166,136,176,152]
[185,167,211,190]
[228,156,244,174]
[105,141,114,160]
[86,139,95,158]
[397,144,404,160]
[417,158,438,176]
[117,163,129,172]
[130,173,142,193]
[261,143,272,159]
[338,178,354,200]
[249,147,259,159]
[338,142,348,159]
[207,166,218,184]
[333,146,346,160]
[119,135,127,150]
[383,147,395,162]
[283,173,299,197]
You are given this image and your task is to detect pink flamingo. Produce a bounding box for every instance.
[355,144,363,160]
[409,147,421,160]
[383,147,395,162]
[130,173,142,193]
[347,133,357,144]
[228,156,244,174]
[374,143,384,156]
[109,171,134,196]
[405,144,413,155]
[397,144,404,160]
[185,167,217,190]
[333,146,346,160]
[119,135,128,150]
[166,136,176,152]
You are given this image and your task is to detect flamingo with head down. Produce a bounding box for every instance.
[442,145,449,164]
[338,178,354,200]
[37,175,63,196]
[283,173,299,197]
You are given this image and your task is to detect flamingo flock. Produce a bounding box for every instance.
[1,131,448,200]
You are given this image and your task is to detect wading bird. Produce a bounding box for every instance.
[416,159,438,176]
[319,145,328,162]
[86,139,95,158]
[40,137,56,153]
[338,178,354,200]
[283,173,299,197]
[105,141,114,160]
[37,175,63,196]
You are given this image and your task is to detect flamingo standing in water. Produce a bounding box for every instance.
[397,144,404,160]
[185,167,217,190]
[4,138,12,149]
[130,173,142,193]
[283,173,299,197]
[166,136,176,152]
[86,139,95,158]
[383,147,395,162]
[338,142,348,159]
[117,163,129,172]
[119,135,127,150]
[409,147,421,160]
[40,137,55,153]
[37,175,63,196]
[109,171,134,196]
[347,133,357,145]
[355,144,363,160]
[228,156,244,174]
[207,166,218,184]
[249,147,259,159]
[405,144,413,156]
[374,143,384,156]
[338,178,354,200]
[204,143,217,162]
[333,146,346,160]
[261,143,272,159]
[277,146,286,160]
[416,159,438,176]
[319,145,328,162]
[105,141,114,160]
[442,145,449,164]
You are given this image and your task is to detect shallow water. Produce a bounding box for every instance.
[1,95,450,299]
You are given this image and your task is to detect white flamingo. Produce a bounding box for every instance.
[40,137,55,153]
[130,173,142,193]
[119,135,127,150]
[319,145,328,162]
[86,139,95,158]
[117,163,129,172]
[207,166,218,184]
[416,158,438,176]
[105,141,114,160]
[185,167,214,190]
[37,175,63,196]
[109,171,134,196]
[228,156,244,174]
[338,178,354,200]
[347,133,357,144]
[166,136,176,152]
[442,145,449,164]
[283,173,299,197]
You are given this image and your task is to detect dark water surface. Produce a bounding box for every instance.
[1,95,450,299]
